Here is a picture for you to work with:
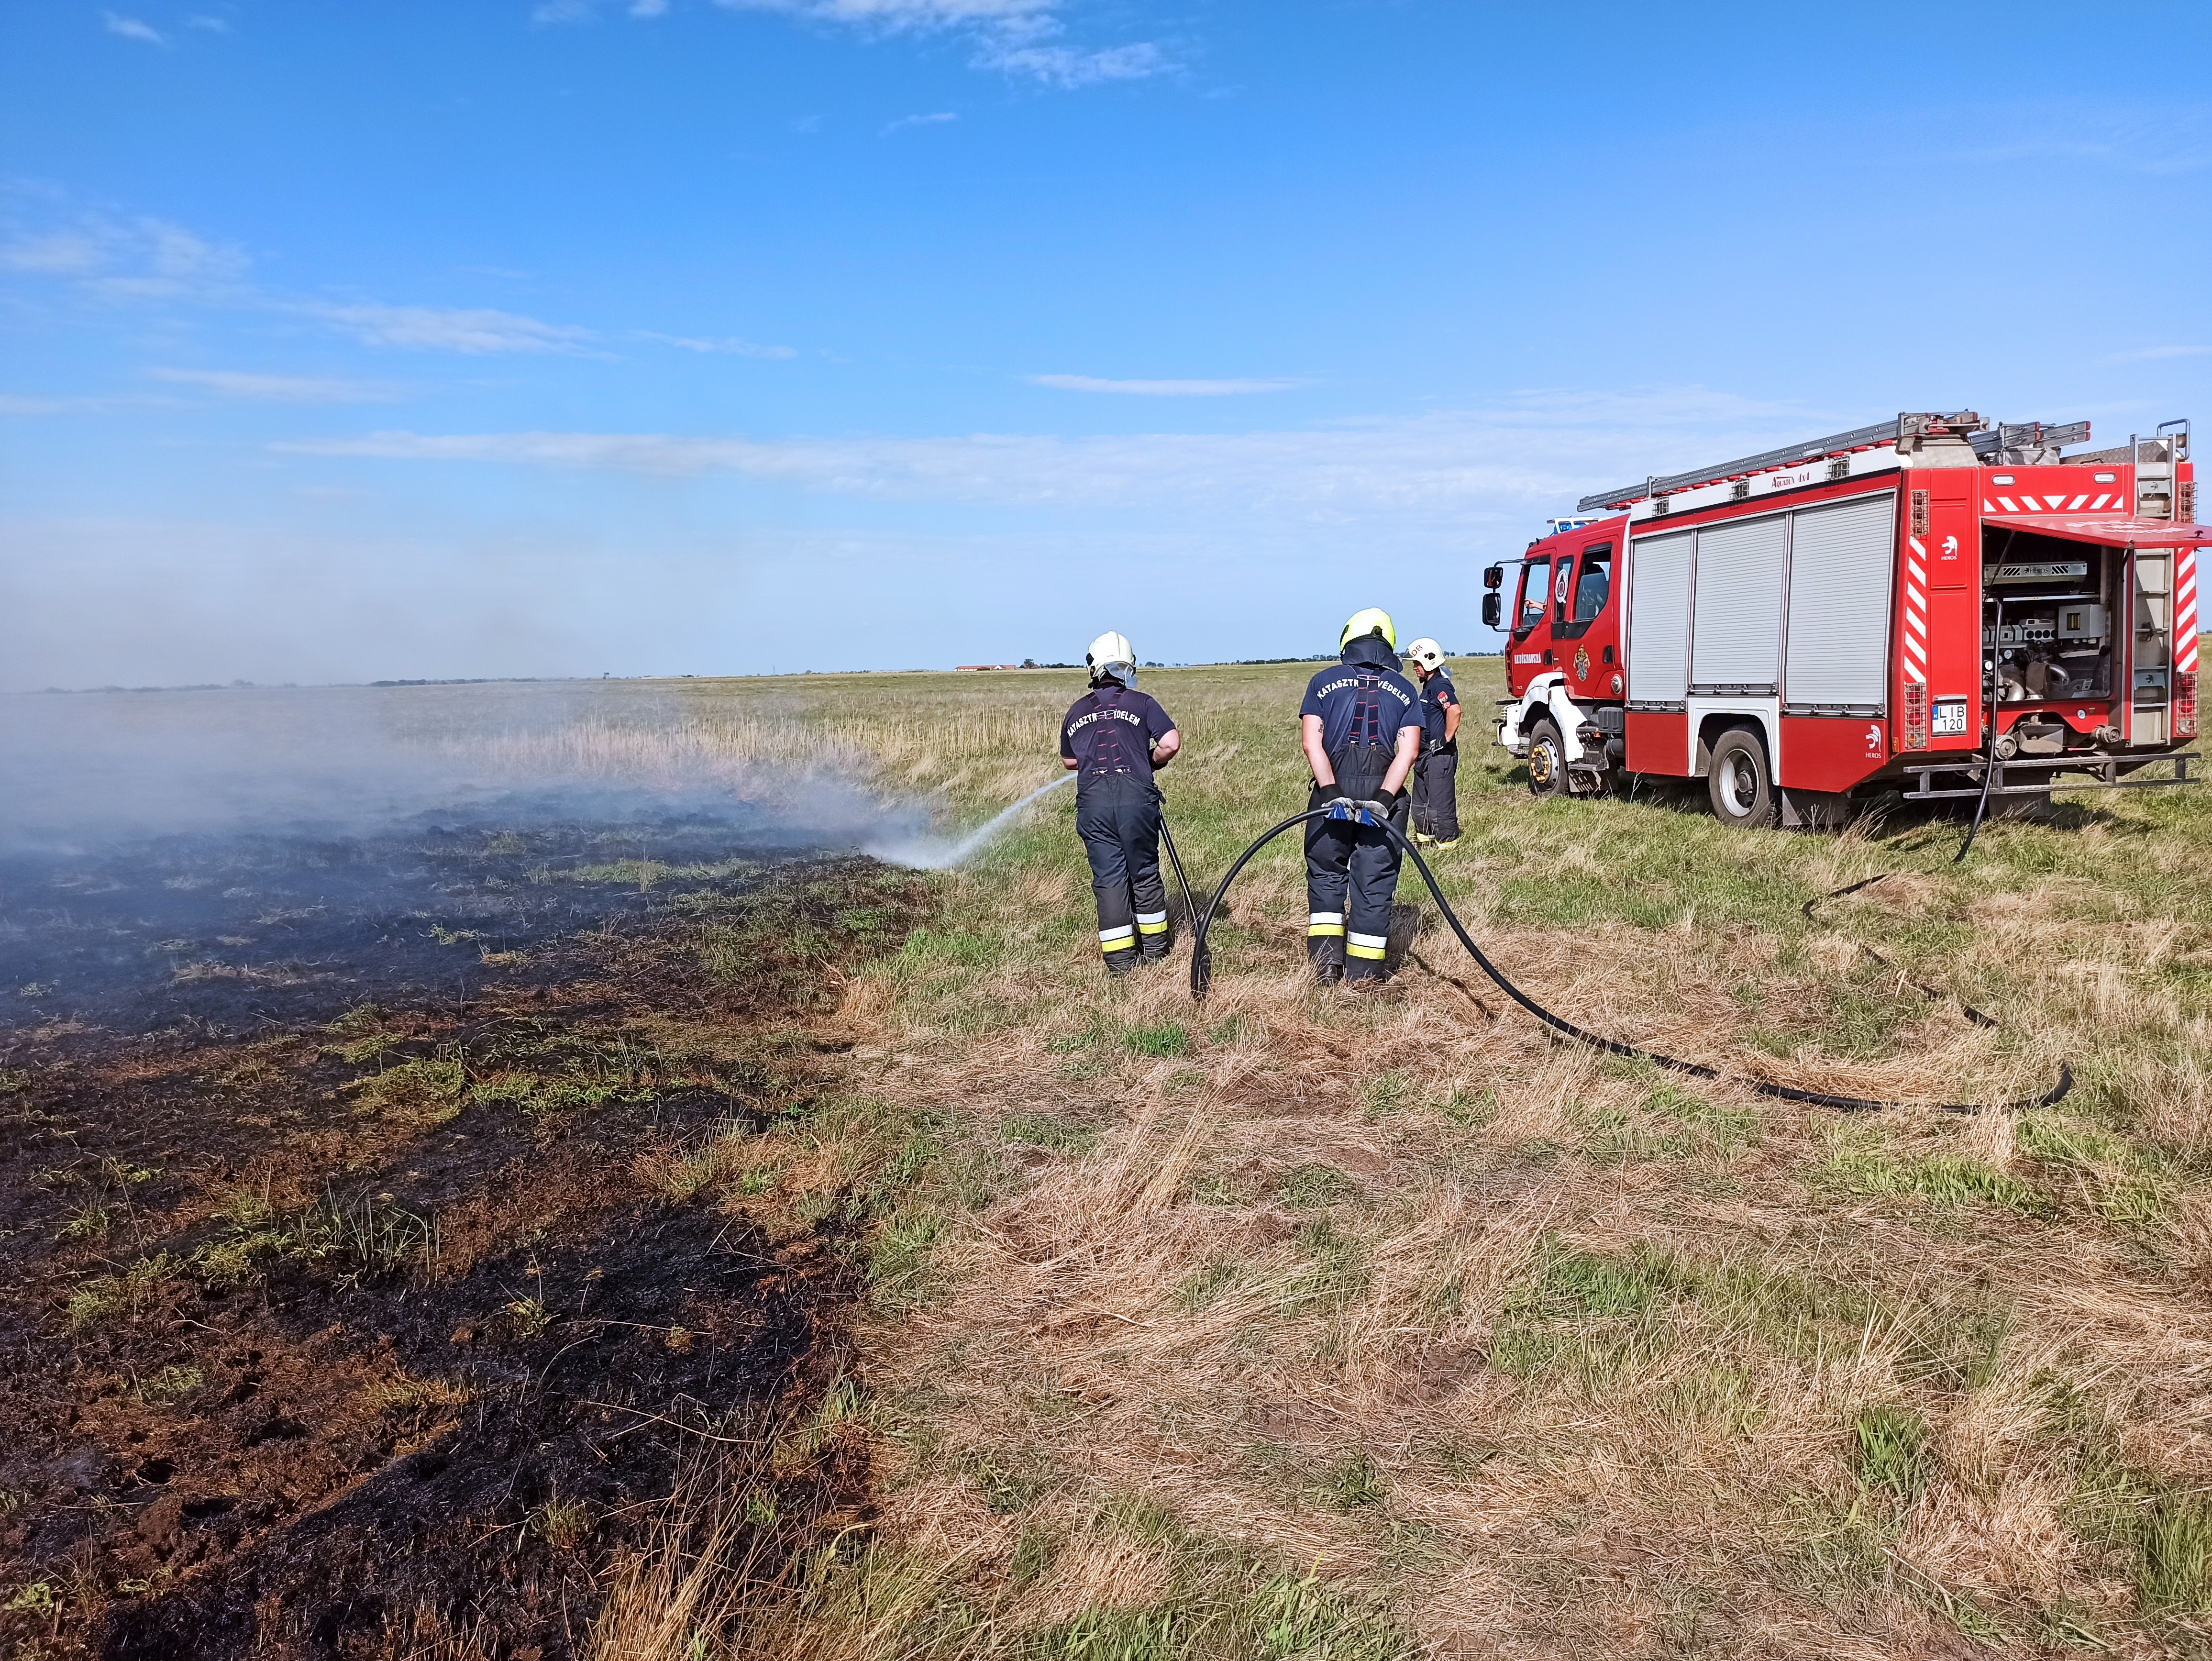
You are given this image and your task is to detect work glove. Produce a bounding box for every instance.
[1372,786,1402,815]
[1315,782,1347,805]
[1424,738,1444,755]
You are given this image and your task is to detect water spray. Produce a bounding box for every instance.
[866,773,1073,870]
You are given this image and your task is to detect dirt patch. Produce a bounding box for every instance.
[0,846,929,1659]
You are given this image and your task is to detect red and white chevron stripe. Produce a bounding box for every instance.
[1902,537,1930,684]
[1981,493,2121,513]
[2181,547,2200,674]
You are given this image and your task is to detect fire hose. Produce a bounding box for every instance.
[1185,798,2072,1116]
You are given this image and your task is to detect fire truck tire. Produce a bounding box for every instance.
[1707,727,1778,829]
[1526,719,1568,799]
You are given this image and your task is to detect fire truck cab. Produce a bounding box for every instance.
[1485,413,2203,827]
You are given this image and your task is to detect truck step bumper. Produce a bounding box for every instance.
[1900,752,2197,802]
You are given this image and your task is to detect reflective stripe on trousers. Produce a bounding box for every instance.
[1076,771,1168,959]
[1305,742,1406,981]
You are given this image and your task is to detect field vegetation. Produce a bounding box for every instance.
[5,657,2210,1658]
[540,657,2212,1659]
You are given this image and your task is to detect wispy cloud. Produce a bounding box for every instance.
[274,389,1817,520]
[0,391,179,416]
[2103,344,2212,363]
[102,11,167,45]
[883,111,958,134]
[531,0,669,19]
[974,38,1165,86]
[304,303,593,354]
[188,13,233,31]
[1029,374,1300,397]
[637,331,798,359]
[149,367,402,403]
[0,210,249,295]
[715,0,1172,86]
[0,231,110,275]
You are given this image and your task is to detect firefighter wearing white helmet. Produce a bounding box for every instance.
[1402,638,1461,848]
[1059,632,1183,975]
[1297,609,1425,984]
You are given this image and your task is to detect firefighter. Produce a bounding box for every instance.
[1403,638,1461,848]
[1060,632,1182,975]
[1301,609,1425,984]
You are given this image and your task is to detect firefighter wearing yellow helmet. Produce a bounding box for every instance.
[1296,609,1425,984]
[1059,632,1183,975]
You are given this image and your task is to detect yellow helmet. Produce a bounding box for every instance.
[1339,608,1395,650]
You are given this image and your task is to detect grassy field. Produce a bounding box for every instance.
[9,658,2206,1659]
[555,656,2212,1659]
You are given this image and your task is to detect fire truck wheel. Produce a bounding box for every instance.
[1706,727,1778,829]
[1526,719,1568,798]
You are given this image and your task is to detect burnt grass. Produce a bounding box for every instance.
[0,823,932,1660]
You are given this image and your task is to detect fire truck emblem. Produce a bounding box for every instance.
[1941,534,1959,559]
[1573,646,1590,682]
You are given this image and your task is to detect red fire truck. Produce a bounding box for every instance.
[1485,412,2204,827]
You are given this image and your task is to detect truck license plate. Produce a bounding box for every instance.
[1932,699,1969,736]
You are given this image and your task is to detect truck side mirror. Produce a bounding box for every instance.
[1482,592,1503,629]
[1482,564,1504,591]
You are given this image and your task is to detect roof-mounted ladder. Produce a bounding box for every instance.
[1575,411,2091,515]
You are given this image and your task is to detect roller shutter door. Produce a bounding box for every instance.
[1690,511,1786,694]
[1626,531,1692,703]
[1784,492,1895,714]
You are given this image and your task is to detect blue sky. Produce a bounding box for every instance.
[2,0,2209,687]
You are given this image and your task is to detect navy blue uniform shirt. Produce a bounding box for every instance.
[1299,639,1424,757]
[1061,684,1175,779]
[1420,667,1460,745]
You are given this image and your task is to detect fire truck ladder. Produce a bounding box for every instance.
[1576,412,2090,514]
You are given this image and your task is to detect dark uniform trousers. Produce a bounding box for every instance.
[1075,772,1171,970]
[1305,742,1407,982]
[1412,742,1460,840]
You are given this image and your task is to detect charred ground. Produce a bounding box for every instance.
[0,819,930,1660]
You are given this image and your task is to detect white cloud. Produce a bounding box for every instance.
[715,0,1171,85]
[637,331,798,359]
[532,0,670,19]
[1029,374,1299,397]
[0,211,249,288]
[149,368,402,403]
[0,391,179,415]
[0,231,110,275]
[272,389,1816,521]
[722,0,1057,24]
[974,39,1164,85]
[188,14,232,31]
[305,303,593,354]
[102,11,167,44]
[883,111,958,133]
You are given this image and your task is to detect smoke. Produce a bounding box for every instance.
[0,682,1069,1036]
[863,773,1072,869]
[0,682,921,853]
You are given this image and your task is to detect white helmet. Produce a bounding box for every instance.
[1085,631,1137,685]
[1405,638,1445,672]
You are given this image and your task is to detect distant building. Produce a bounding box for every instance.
[953,664,1023,672]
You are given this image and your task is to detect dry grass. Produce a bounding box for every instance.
[549,657,2212,1657]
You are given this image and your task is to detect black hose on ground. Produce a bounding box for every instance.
[1956,597,2003,863]
[1157,807,1200,943]
[1188,803,2071,1116]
